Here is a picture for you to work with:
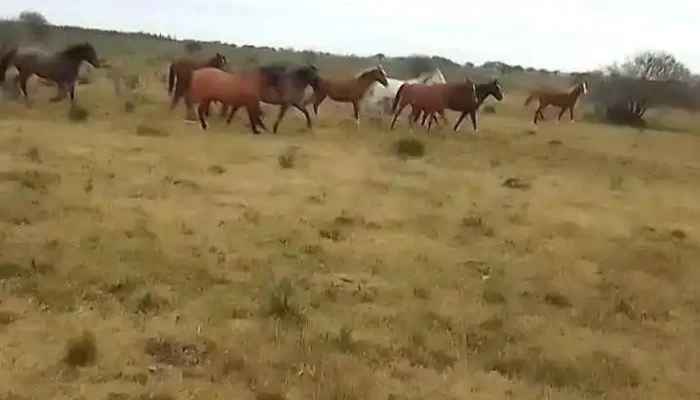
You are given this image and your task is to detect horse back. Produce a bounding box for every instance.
[190,67,258,103]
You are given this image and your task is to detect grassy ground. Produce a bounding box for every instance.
[1,77,700,400]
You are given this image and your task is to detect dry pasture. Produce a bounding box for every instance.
[1,76,700,400]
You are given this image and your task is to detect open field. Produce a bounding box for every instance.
[1,76,700,400]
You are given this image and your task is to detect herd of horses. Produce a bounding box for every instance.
[0,42,591,133]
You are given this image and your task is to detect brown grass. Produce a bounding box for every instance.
[1,76,700,399]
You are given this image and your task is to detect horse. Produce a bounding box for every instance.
[167,52,227,119]
[390,80,478,132]
[419,78,505,130]
[186,66,286,134]
[362,67,447,120]
[221,63,321,133]
[310,65,389,127]
[524,81,589,124]
[0,42,100,104]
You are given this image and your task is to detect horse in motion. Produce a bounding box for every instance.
[420,78,505,130]
[168,52,227,118]
[222,63,321,133]
[0,42,100,104]
[186,65,286,134]
[310,65,389,127]
[524,81,588,124]
[362,67,447,120]
[390,80,478,132]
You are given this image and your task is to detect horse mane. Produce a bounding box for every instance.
[568,81,585,94]
[60,42,91,56]
[355,65,381,79]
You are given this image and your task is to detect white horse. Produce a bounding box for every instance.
[361,67,447,120]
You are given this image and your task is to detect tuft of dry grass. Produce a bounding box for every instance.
[1,79,700,400]
[63,330,98,367]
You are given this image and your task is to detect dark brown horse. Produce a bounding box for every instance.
[0,42,100,104]
[168,52,227,118]
[187,66,286,134]
[390,80,478,132]
[420,79,505,130]
[311,65,389,127]
[222,63,321,133]
[524,81,588,124]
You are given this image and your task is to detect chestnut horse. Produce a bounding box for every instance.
[168,52,227,118]
[524,81,588,124]
[420,79,505,130]
[222,63,321,133]
[187,66,286,134]
[310,65,389,127]
[390,80,478,132]
[0,42,100,104]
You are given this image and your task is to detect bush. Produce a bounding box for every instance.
[393,137,425,159]
[67,105,89,122]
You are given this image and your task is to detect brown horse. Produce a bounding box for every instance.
[222,63,321,133]
[419,79,505,130]
[390,80,478,132]
[524,81,588,124]
[187,66,286,134]
[0,42,100,104]
[168,52,227,118]
[311,65,389,127]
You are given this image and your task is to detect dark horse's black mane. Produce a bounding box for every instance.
[258,63,320,90]
[59,42,94,58]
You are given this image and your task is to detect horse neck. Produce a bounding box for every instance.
[567,85,584,101]
[59,50,86,69]
[356,74,379,92]
[475,85,490,103]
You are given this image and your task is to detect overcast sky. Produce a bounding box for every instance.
[2,1,699,72]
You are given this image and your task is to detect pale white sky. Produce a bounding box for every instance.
[2,1,699,72]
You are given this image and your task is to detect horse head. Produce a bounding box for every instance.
[424,67,446,84]
[490,78,504,101]
[580,80,589,94]
[210,52,227,69]
[357,65,388,87]
[295,65,322,91]
[68,42,100,68]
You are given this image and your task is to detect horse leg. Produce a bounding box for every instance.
[453,112,468,131]
[409,108,422,131]
[50,82,67,102]
[293,103,313,131]
[17,74,31,106]
[197,101,210,130]
[420,111,429,127]
[390,103,407,130]
[351,100,360,128]
[68,82,76,103]
[569,106,576,123]
[219,103,229,119]
[439,110,449,126]
[556,107,566,123]
[470,110,478,131]
[225,106,240,125]
[272,103,290,134]
[245,102,263,135]
[312,93,327,115]
[184,93,198,122]
[533,106,543,124]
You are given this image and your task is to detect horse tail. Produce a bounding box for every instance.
[167,64,176,94]
[524,92,535,106]
[392,83,409,114]
[0,48,18,87]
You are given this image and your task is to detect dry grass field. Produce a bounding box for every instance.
[2,76,700,400]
